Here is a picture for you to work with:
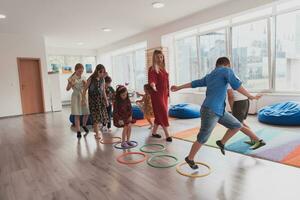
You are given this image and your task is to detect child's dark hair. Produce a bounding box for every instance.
[115,85,129,105]
[216,57,230,67]
[105,76,112,83]
[89,64,106,80]
[144,84,152,93]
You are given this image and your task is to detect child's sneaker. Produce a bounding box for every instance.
[185,156,198,170]
[251,140,266,150]
[127,141,136,146]
[82,126,89,134]
[216,140,225,155]
[244,140,256,146]
[121,142,130,148]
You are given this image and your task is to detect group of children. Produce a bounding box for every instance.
[67,63,154,148]
[68,56,266,169]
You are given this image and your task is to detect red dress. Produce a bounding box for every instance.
[148,67,169,127]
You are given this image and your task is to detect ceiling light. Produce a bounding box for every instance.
[152,2,165,8]
[102,28,112,32]
[0,14,6,19]
[76,42,84,45]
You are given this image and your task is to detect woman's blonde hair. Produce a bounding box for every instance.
[152,50,165,73]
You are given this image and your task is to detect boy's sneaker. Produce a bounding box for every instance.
[121,142,130,148]
[244,140,256,146]
[216,140,225,155]
[77,132,82,139]
[185,156,198,170]
[251,140,266,150]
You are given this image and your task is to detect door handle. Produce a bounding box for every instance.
[21,84,26,90]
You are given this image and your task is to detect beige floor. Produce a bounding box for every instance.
[0,107,300,200]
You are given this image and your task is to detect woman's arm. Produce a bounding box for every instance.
[148,67,158,92]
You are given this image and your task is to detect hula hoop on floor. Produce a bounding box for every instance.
[176,162,211,178]
[139,144,166,153]
[147,154,179,168]
[116,152,147,165]
[99,137,121,144]
[114,141,138,149]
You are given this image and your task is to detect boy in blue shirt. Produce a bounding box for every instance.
[171,57,261,169]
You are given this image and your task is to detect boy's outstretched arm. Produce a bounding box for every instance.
[236,86,262,100]
[171,83,192,92]
[171,77,207,92]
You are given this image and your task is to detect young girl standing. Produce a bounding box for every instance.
[66,63,90,138]
[113,86,135,148]
[85,64,109,140]
[136,84,154,129]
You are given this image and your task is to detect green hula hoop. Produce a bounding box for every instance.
[147,154,179,168]
[140,144,166,153]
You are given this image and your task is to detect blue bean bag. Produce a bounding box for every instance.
[169,103,201,119]
[258,101,300,126]
[69,115,93,126]
[132,105,144,120]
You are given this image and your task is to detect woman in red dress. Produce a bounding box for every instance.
[148,50,172,142]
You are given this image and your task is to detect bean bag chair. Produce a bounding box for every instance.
[69,115,93,126]
[258,101,300,126]
[169,103,201,119]
[132,105,144,120]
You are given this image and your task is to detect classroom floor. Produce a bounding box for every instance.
[0,107,300,200]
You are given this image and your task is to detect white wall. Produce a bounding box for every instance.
[46,47,97,56]
[46,46,97,104]
[0,33,51,117]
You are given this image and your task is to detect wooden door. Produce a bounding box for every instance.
[18,58,44,114]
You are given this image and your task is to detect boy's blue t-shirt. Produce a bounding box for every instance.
[191,66,242,116]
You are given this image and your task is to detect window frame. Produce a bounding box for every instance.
[172,2,300,94]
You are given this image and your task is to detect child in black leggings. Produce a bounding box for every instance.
[102,76,115,132]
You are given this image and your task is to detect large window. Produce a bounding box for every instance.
[112,53,133,89]
[232,20,269,90]
[168,0,300,93]
[275,10,300,91]
[175,36,198,85]
[134,49,146,92]
[198,30,226,77]
[111,47,147,92]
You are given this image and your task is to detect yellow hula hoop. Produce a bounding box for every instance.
[176,162,211,178]
[100,137,122,144]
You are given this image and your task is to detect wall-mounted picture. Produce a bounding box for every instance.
[62,66,73,74]
[51,64,60,73]
[85,64,93,73]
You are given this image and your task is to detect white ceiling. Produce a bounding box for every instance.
[0,0,231,49]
